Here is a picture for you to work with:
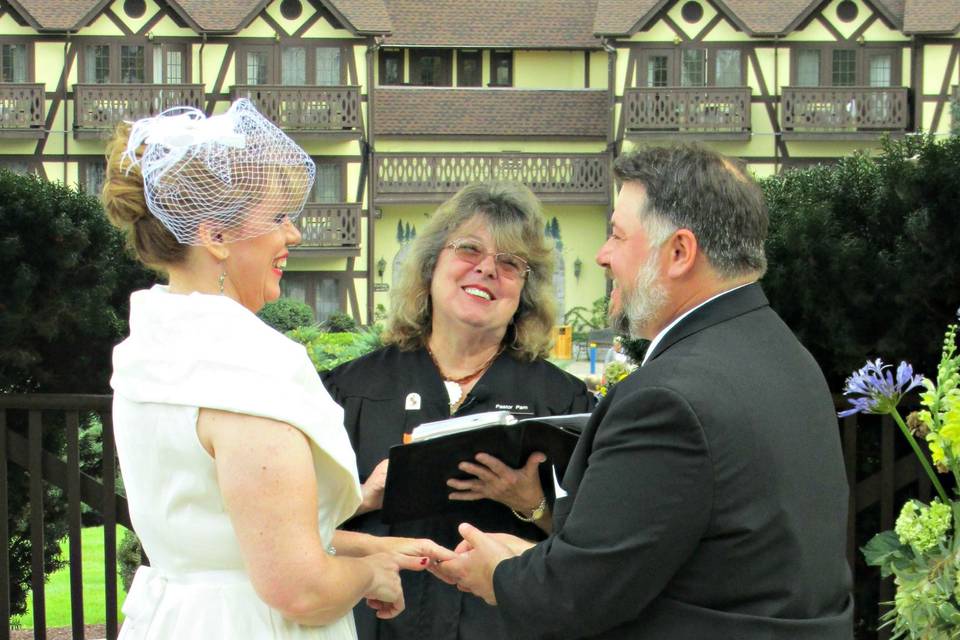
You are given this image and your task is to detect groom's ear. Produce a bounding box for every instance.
[664,228,698,279]
[196,222,230,261]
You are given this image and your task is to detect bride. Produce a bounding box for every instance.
[102,99,452,639]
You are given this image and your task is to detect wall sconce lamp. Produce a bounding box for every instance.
[573,257,583,282]
[146,31,155,41]
[376,256,387,282]
[672,35,682,45]
[856,35,866,45]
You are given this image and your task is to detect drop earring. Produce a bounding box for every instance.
[218,269,227,295]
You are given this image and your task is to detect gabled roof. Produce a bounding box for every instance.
[903,0,960,34]
[164,0,265,33]
[375,88,608,137]
[381,0,600,49]
[166,0,391,34]
[594,0,904,38]
[2,0,107,31]
[1,0,390,34]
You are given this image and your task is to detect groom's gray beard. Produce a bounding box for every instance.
[610,251,667,340]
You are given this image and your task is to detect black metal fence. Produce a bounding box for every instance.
[0,393,934,639]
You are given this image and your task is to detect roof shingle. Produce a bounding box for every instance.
[593,0,662,36]
[382,0,599,48]
[375,88,608,137]
[325,0,392,34]
[6,0,104,31]
[903,0,960,33]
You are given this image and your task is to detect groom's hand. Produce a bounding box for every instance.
[435,523,515,605]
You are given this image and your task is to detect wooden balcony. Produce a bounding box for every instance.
[73,83,205,140]
[374,153,610,205]
[0,83,45,138]
[231,85,362,138]
[623,86,751,139]
[293,203,362,256]
[781,86,910,139]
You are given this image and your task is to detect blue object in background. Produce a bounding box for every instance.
[589,343,597,374]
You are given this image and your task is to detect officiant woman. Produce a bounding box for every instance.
[321,181,593,640]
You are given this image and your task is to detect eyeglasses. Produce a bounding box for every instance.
[445,239,531,280]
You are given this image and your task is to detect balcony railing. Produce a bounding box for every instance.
[231,85,361,135]
[375,153,610,204]
[74,83,205,139]
[781,86,909,135]
[623,86,751,136]
[295,203,362,250]
[0,83,45,137]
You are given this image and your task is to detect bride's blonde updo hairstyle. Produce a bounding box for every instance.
[101,99,315,271]
[102,121,188,270]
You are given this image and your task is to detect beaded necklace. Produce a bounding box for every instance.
[426,344,503,413]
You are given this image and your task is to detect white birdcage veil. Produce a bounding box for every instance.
[121,98,315,245]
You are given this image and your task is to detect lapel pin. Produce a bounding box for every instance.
[405,393,421,410]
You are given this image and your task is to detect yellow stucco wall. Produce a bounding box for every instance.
[80,14,126,36]
[667,0,718,40]
[702,19,743,42]
[111,0,161,35]
[589,51,607,90]
[922,46,953,95]
[35,42,66,91]
[150,15,196,37]
[626,21,678,43]
[781,17,836,43]
[825,0,871,41]
[0,13,36,35]
[236,16,277,39]
[514,51,588,89]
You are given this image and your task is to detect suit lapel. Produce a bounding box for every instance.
[644,282,769,365]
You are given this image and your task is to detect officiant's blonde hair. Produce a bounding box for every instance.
[383,181,557,361]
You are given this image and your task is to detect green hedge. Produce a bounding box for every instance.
[760,135,960,389]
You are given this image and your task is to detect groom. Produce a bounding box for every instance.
[438,145,853,639]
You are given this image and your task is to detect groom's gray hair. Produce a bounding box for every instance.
[613,144,768,278]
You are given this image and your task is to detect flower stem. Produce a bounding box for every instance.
[891,410,950,503]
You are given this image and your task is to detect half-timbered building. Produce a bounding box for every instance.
[0,0,956,323]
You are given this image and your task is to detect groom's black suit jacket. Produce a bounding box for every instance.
[493,283,853,639]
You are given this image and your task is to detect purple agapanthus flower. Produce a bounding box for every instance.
[838,359,924,418]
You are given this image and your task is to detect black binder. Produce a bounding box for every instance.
[381,411,590,524]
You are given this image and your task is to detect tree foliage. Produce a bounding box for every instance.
[0,169,154,617]
[0,169,154,393]
[761,135,960,389]
[257,298,314,333]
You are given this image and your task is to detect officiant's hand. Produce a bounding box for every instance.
[356,458,389,515]
[447,451,546,515]
[434,523,516,605]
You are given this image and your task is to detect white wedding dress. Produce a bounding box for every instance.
[111,285,362,639]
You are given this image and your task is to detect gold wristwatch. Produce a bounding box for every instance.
[512,496,548,522]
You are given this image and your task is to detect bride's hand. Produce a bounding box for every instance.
[379,536,456,565]
[360,552,424,619]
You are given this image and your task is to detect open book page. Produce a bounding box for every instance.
[410,410,518,441]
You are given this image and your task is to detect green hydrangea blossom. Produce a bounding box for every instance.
[895,500,952,553]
